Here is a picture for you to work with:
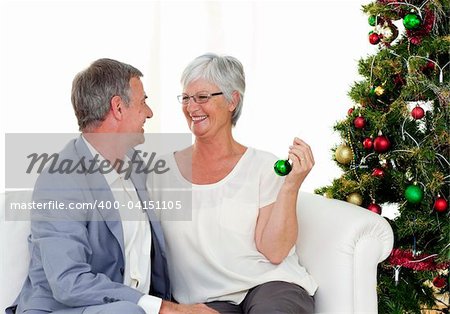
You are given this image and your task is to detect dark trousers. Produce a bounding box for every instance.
[205,281,314,314]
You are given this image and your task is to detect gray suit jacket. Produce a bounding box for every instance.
[7,136,170,314]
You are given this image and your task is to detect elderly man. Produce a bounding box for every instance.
[7,58,217,314]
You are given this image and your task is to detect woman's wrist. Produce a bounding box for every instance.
[280,180,302,193]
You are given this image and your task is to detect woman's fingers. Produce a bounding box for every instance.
[288,139,314,168]
[292,137,314,163]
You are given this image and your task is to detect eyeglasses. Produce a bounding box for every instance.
[177,91,223,105]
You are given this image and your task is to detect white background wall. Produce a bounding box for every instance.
[0,0,384,309]
[0,0,378,194]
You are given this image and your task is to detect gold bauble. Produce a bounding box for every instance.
[335,145,353,165]
[374,86,385,96]
[346,192,363,206]
[323,191,333,199]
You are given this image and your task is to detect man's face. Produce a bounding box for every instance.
[119,77,153,145]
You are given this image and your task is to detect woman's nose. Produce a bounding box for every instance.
[185,99,201,112]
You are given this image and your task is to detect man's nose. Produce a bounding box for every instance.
[145,105,153,118]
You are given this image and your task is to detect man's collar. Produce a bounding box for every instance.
[81,134,131,186]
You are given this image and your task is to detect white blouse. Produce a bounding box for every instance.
[148,147,317,305]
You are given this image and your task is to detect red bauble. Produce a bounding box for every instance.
[393,74,406,87]
[434,197,448,213]
[362,138,373,150]
[433,276,447,289]
[421,60,436,73]
[348,108,354,115]
[410,37,421,45]
[354,116,366,129]
[369,33,381,45]
[425,61,435,71]
[373,135,391,153]
[372,168,385,178]
[411,106,425,120]
[367,203,382,214]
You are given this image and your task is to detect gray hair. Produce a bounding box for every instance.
[71,58,143,131]
[181,53,245,126]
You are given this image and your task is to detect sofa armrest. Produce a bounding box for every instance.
[295,192,394,314]
[1,191,32,311]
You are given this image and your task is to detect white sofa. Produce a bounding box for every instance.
[1,191,394,313]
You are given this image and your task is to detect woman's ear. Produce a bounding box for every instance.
[110,95,123,120]
[228,91,240,112]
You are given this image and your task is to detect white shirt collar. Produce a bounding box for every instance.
[81,134,130,187]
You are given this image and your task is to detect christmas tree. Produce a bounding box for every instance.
[315,0,449,312]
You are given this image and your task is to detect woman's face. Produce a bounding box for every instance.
[182,79,234,138]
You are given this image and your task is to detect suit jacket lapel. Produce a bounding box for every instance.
[126,150,166,251]
[74,136,125,258]
[127,149,171,299]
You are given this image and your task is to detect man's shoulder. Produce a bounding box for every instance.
[32,136,90,191]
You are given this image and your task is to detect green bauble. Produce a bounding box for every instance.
[368,15,376,26]
[274,159,292,176]
[403,13,421,30]
[404,184,424,204]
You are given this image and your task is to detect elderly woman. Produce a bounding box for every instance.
[150,53,317,314]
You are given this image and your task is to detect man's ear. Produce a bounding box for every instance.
[228,91,240,112]
[110,95,123,120]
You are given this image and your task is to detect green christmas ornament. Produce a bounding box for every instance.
[274,159,292,176]
[403,13,421,30]
[368,15,377,26]
[404,184,424,204]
